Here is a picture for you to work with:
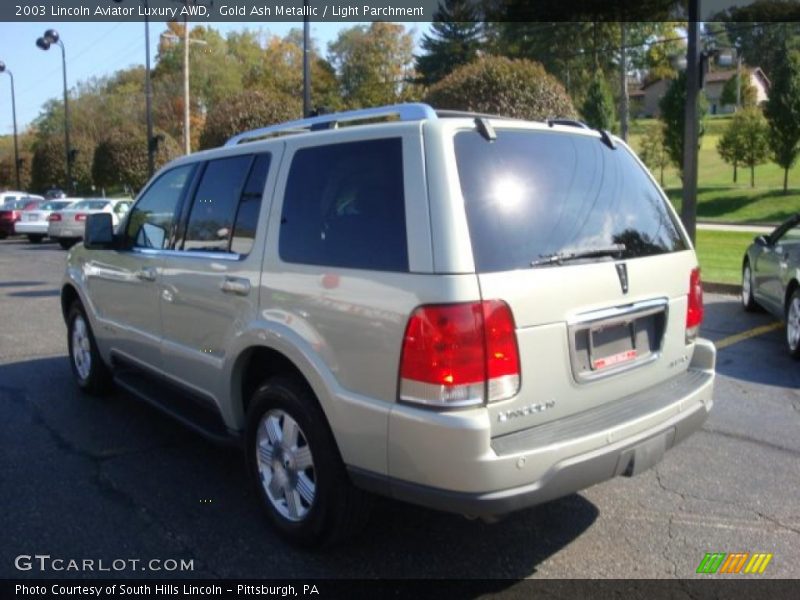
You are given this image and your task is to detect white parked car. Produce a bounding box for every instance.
[1,191,43,208]
[48,198,132,249]
[14,199,77,243]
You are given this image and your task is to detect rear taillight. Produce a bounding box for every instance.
[75,213,87,222]
[399,300,520,408]
[48,213,62,222]
[686,267,703,341]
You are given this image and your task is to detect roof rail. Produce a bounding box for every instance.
[435,109,518,121]
[547,119,590,129]
[225,103,438,146]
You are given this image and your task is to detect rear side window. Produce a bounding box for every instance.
[279,138,408,272]
[454,130,687,273]
[182,153,269,255]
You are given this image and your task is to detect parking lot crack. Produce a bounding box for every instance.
[755,512,800,537]
[700,427,800,458]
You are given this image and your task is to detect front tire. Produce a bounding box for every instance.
[245,377,370,547]
[786,289,800,360]
[67,303,113,395]
[742,261,758,312]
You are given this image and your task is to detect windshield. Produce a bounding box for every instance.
[454,129,687,273]
[72,200,109,210]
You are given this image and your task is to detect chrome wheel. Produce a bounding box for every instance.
[256,410,316,522]
[788,296,800,353]
[71,315,92,381]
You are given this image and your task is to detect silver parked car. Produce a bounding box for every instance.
[14,199,76,243]
[48,198,131,249]
[741,213,800,358]
[61,104,715,546]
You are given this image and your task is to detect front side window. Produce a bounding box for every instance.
[454,130,688,273]
[279,138,408,272]
[127,164,194,249]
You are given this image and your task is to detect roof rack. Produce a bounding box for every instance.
[435,109,517,121]
[225,103,438,146]
[547,119,590,129]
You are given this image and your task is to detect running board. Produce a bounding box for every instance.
[113,369,241,447]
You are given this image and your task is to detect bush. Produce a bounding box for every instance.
[199,90,302,150]
[424,56,577,121]
[92,128,180,194]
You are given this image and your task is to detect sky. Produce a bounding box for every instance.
[0,21,423,136]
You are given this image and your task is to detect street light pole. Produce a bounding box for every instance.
[183,1,191,154]
[36,30,72,193]
[681,0,701,244]
[0,61,21,190]
[144,1,155,176]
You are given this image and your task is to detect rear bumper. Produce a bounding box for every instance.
[351,338,715,516]
[14,222,48,235]
[49,224,83,239]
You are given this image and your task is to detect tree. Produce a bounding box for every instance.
[638,126,670,187]
[764,47,800,193]
[30,134,95,194]
[736,108,770,187]
[424,56,577,120]
[720,73,758,109]
[198,89,301,150]
[717,122,744,183]
[328,22,419,108]
[415,0,483,86]
[581,69,616,131]
[92,128,180,195]
[658,71,708,177]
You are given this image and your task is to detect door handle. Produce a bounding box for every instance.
[221,276,251,296]
[135,267,157,282]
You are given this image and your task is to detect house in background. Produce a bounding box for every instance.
[632,67,770,118]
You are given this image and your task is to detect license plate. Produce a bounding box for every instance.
[589,322,637,371]
[26,214,39,221]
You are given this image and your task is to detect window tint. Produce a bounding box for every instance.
[127,164,194,249]
[183,155,253,253]
[279,138,407,272]
[454,130,687,273]
[231,153,270,255]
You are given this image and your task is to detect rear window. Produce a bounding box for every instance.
[72,200,109,210]
[454,130,687,273]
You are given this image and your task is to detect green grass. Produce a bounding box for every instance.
[629,116,800,224]
[695,229,756,285]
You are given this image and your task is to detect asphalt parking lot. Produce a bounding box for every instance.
[1,237,798,581]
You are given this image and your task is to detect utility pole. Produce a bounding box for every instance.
[681,0,701,244]
[144,0,155,176]
[303,0,311,117]
[736,53,742,111]
[619,23,629,141]
[183,3,191,154]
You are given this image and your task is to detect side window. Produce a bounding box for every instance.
[279,138,408,272]
[778,224,800,246]
[127,165,194,249]
[182,155,253,253]
[231,153,270,255]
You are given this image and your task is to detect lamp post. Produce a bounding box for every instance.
[0,61,21,190]
[303,0,311,117]
[36,29,72,193]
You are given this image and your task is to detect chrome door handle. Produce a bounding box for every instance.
[220,277,250,296]
[135,267,157,282]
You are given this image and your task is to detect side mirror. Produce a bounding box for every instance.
[754,235,769,247]
[84,213,114,249]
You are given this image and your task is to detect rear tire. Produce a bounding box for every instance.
[742,261,758,312]
[28,234,44,244]
[58,238,76,250]
[245,376,371,547]
[786,289,800,360]
[67,302,113,395]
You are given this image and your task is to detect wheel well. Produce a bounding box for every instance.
[60,284,80,321]
[237,346,312,418]
[786,279,799,312]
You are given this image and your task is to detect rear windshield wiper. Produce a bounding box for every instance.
[530,243,626,267]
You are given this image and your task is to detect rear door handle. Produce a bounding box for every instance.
[135,267,157,282]
[221,277,250,296]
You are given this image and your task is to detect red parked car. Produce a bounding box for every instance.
[0,198,44,238]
